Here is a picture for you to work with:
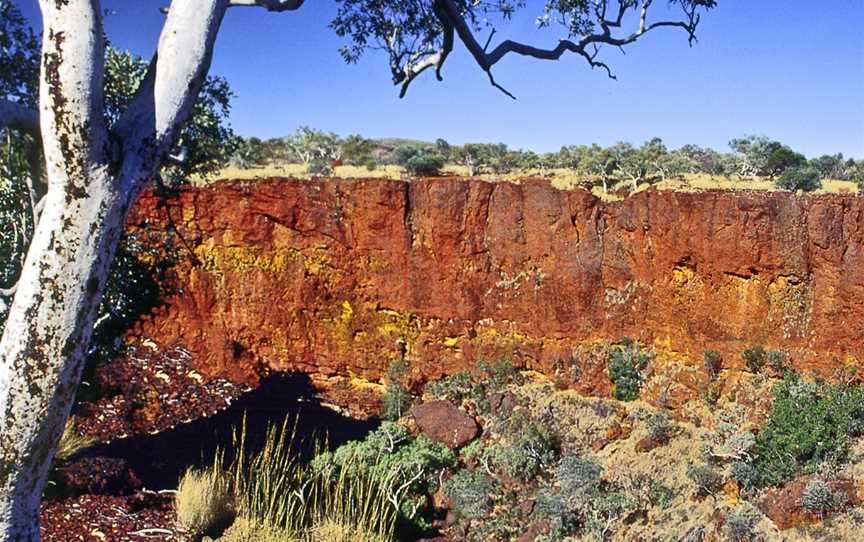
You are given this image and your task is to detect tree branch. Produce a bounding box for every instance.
[398,3,454,98]
[37,0,110,190]
[228,0,305,11]
[437,0,706,97]
[113,0,228,194]
[0,101,39,137]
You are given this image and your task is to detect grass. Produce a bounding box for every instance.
[55,417,97,463]
[200,162,858,198]
[175,454,235,537]
[174,417,399,541]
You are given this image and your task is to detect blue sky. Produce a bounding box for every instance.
[16,0,864,158]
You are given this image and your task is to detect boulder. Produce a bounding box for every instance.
[761,475,859,529]
[411,400,479,449]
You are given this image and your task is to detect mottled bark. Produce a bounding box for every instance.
[0,0,230,539]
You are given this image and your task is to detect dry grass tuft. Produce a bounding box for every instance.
[175,417,397,541]
[55,417,96,463]
[175,455,235,538]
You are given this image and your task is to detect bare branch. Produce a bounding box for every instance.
[113,0,228,193]
[398,2,454,98]
[0,101,39,137]
[228,0,305,11]
[436,0,707,97]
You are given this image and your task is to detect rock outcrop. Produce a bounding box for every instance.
[125,177,864,389]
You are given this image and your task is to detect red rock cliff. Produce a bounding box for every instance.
[126,178,864,388]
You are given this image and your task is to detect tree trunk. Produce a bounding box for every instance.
[0,172,127,540]
[0,0,228,538]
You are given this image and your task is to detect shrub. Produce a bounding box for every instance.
[800,479,840,517]
[557,456,603,495]
[741,345,767,373]
[539,457,639,540]
[535,489,580,540]
[730,461,760,491]
[393,145,446,176]
[492,411,559,481]
[748,375,864,487]
[687,462,723,497]
[724,503,762,542]
[704,350,722,380]
[175,460,235,537]
[382,384,411,421]
[307,158,333,177]
[775,166,822,192]
[477,358,521,391]
[425,371,477,404]
[766,350,787,374]
[646,412,675,442]
[443,470,496,518]
[649,481,676,509]
[607,339,652,401]
[313,422,456,533]
[382,359,411,420]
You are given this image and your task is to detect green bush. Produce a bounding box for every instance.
[535,489,580,540]
[491,411,559,481]
[477,358,521,391]
[557,456,602,495]
[766,349,787,374]
[741,345,767,373]
[443,470,496,518]
[649,481,676,509]
[425,371,478,404]
[747,375,864,487]
[775,166,822,192]
[382,359,411,420]
[313,422,457,534]
[703,350,722,379]
[742,345,787,375]
[393,145,446,176]
[723,503,762,542]
[730,460,759,491]
[646,412,675,442]
[306,158,333,176]
[537,456,639,540]
[607,339,652,401]
[800,479,841,517]
[686,462,723,497]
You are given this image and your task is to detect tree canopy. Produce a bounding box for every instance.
[332,0,717,97]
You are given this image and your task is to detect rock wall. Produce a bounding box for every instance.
[126,178,864,388]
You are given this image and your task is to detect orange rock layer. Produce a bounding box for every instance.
[126,177,864,388]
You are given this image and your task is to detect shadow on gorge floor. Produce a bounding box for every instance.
[94,372,379,490]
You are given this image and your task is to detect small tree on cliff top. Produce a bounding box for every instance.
[0,0,716,537]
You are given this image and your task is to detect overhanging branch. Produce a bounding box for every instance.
[0,100,40,137]
[228,0,305,11]
[433,0,705,98]
[398,2,454,98]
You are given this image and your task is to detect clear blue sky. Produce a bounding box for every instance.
[16,0,864,158]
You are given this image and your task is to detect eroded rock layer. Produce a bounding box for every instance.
[126,178,864,387]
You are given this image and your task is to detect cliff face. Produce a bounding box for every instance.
[126,178,864,389]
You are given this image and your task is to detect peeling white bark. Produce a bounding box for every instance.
[0,1,233,540]
[0,1,111,538]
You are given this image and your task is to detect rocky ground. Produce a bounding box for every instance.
[39,340,377,542]
[39,338,864,541]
